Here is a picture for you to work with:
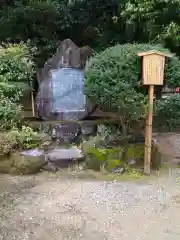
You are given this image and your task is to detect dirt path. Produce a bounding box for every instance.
[155,132,180,165]
[0,133,180,240]
[0,169,180,240]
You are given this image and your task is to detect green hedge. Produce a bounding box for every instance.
[85,44,180,108]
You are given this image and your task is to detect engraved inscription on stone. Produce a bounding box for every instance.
[51,68,85,113]
[56,123,80,143]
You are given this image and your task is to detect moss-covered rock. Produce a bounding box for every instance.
[127,144,144,165]
[106,159,121,171]
[127,143,161,170]
[11,152,45,174]
[84,146,122,171]
[83,140,161,172]
[86,154,101,171]
[0,151,45,174]
[0,154,13,173]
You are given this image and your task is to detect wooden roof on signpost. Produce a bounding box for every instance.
[137,50,173,58]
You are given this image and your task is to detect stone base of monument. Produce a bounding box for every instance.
[54,123,81,144]
[80,122,96,135]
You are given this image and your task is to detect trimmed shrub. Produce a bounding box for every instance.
[85,43,179,140]
[85,44,180,100]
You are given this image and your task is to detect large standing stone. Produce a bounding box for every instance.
[36,39,93,121]
[36,39,94,142]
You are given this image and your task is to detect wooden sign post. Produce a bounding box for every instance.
[31,91,35,117]
[138,50,172,175]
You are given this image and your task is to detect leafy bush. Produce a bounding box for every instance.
[154,94,180,131]
[85,44,155,140]
[85,43,180,139]
[0,126,42,155]
[85,44,180,96]
[7,126,42,150]
[83,141,161,172]
[0,43,34,129]
[0,126,46,174]
[0,43,34,99]
[84,146,122,172]
[0,94,23,130]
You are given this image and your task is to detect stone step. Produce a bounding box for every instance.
[46,147,84,167]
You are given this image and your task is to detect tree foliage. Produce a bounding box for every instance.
[85,43,180,137]
[0,0,118,65]
[0,43,34,99]
[0,95,22,130]
[85,44,150,138]
[0,0,180,64]
[108,0,180,54]
[85,44,180,97]
[0,43,34,129]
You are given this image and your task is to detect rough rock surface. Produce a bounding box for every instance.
[42,161,59,172]
[47,147,84,167]
[36,39,94,143]
[36,39,93,121]
[0,150,45,174]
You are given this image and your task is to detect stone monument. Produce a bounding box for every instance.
[36,39,94,142]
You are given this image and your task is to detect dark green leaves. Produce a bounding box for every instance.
[0,43,34,99]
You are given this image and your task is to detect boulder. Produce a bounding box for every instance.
[47,147,84,167]
[42,161,59,173]
[112,167,125,174]
[0,154,13,174]
[36,39,94,121]
[11,149,45,174]
[36,39,95,143]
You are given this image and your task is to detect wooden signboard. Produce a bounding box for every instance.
[138,50,172,175]
[138,50,172,85]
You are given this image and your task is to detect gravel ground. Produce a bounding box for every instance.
[0,169,180,240]
[155,133,180,159]
[1,133,180,240]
